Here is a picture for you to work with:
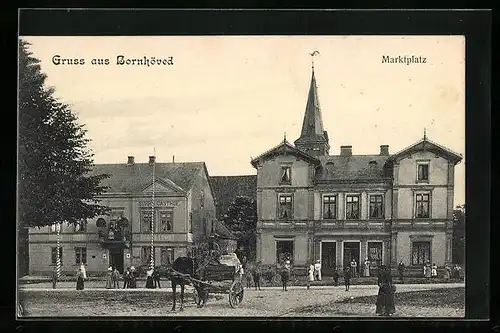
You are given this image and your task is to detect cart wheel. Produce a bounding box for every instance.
[229,280,244,308]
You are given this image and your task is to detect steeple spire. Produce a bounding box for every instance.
[294,52,330,156]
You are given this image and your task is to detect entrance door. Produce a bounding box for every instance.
[109,248,124,273]
[276,240,294,266]
[343,242,360,274]
[321,242,336,276]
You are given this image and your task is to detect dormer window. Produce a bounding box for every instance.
[280,166,291,184]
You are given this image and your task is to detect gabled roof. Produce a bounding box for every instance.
[210,175,257,219]
[388,136,463,164]
[91,162,206,194]
[213,219,238,240]
[250,140,320,168]
[294,68,328,146]
[315,155,391,182]
[141,177,187,194]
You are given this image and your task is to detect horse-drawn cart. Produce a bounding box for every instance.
[170,252,245,309]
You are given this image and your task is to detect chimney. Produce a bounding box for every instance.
[380,145,389,156]
[340,145,352,156]
[149,156,156,165]
[172,155,175,163]
[127,156,135,165]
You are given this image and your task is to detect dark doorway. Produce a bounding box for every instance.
[109,248,124,273]
[343,241,360,275]
[276,240,294,265]
[321,242,337,276]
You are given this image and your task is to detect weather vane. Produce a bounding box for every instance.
[309,50,320,69]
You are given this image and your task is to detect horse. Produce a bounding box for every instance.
[159,257,193,311]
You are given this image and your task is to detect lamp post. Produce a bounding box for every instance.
[54,222,61,288]
[150,149,156,271]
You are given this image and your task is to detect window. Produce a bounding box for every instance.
[280,166,291,184]
[141,210,153,233]
[201,190,204,208]
[369,195,384,219]
[141,246,155,266]
[345,195,360,219]
[75,247,87,264]
[74,220,87,232]
[416,193,430,218]
[323,195,337,219]
[278,194,293,220]
[51,247,63,265]
[160,247,174,265]
[367,242,383,266]
[411,241,431,265]
[159,211,173,232]
[417,163,429,182]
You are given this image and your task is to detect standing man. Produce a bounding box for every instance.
[398,259,405,283]
[153,268,161,289]
[252,262,262,291]
[123,267,130,289]
[344,267,351,291]
[112,267,120,289]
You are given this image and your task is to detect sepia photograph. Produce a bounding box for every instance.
[17,35,466,318]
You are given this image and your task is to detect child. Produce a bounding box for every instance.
[333,269,339,286]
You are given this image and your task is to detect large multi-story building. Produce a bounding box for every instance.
[28,156,217,275]
[250,67,462,275]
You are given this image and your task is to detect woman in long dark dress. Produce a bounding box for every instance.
[375,265,396,316]
[145,268,155,289]
[76,267,84,290]
[128,266,137,288]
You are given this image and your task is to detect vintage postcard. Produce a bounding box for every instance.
[17,35,466,318]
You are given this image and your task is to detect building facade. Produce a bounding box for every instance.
[250,68,462,275]
[28,156,216,275]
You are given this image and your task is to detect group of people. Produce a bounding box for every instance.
[73,265,142,290]
[244,262,262,290]
[107,266,140,289]
[422,262,439,280]
[306,257,377,290]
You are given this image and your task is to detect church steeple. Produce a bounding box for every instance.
[294,56,330,156]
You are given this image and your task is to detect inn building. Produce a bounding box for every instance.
[250,67,462,275]
[28,156,222,275]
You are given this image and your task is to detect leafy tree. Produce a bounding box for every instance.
[452,204,465,265]
[18,39,110,229]
[222,196,257,261]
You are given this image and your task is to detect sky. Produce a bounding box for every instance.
[22,36,465,205]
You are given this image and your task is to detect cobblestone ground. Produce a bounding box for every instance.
[19,283,464,318]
